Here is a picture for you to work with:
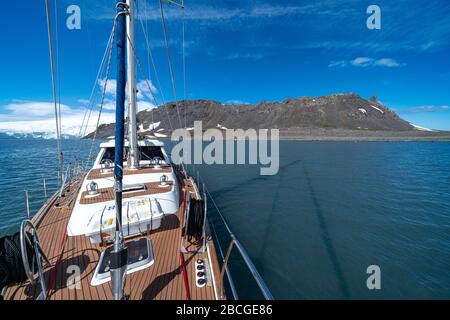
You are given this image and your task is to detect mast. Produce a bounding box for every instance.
[126,0,139,170]
[111,0,129,301]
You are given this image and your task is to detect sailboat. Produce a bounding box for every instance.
[0,0,272,300]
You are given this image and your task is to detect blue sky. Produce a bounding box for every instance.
[0,0,449,132]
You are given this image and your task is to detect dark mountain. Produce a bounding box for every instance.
[85,93,416,139]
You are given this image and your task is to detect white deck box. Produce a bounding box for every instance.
[85,198,164,244]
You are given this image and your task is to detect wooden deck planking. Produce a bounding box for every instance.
[87,166,172,180]
[5,176,219,301]
[80,181,174,205]
[4,186,73,300]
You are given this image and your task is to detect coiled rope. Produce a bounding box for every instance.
[186,199,206,244]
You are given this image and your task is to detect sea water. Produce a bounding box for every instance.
[1,138,449,299]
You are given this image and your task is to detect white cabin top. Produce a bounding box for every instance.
[67,138,178,237]
[100,139,165,148]
[94,140,170,169]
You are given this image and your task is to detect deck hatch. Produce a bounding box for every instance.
[91,238,154,286]
[123,183,146,193]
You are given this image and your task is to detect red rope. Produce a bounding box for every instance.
[182,189,188,214]
[179,251,191,300]
[46,227,68,297]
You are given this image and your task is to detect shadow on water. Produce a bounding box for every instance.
[215,158,349,299]
[208,160,306,298]
[301,163,351,299]
[253,159,310,299]
[256,167,284,261]
[209,160,303,197]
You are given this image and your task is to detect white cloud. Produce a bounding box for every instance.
[97,78,158,111]
[0,101,77,121]
[297,40,442,53]
[98,78,157,100]
[373,58,403,68]
[328,60,347,68]
[78,99,90,105]
[350,57,373,67]
[224,53,264,60]
[405,105,450,113]
[101,99,116,111]
[136,80,158,101]
[225,100,250,105]
[0,101,115,137]
[99,4,320,22]
[98,78,117,96]
[92,0,450,54]
[138,100,156,111]
[329,57,405,68]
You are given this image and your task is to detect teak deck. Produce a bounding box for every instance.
[79,181,174,205]
[4,176,220,301]
[87,166,173,180]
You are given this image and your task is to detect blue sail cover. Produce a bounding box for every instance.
[110,0,128,301]
[114,3,126,182]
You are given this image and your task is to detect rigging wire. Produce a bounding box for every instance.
[85,15,121,170]
[126,29,175,133]
[125,33,160,108]
[137,5,173,131]
[80,35,111,140]
[53,0,63,145]
[45,0,64,185]
[74,28,114,163]
[159,0,183,129]
[182,0,187,129]
[82,0,96,83]
[135,8,173,131]
[142,0,155,127]
[81,28,115,136]
[76,0,103,138]
[82,0,187,168]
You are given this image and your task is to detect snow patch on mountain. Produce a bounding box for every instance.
[359,108,367,115]
[217,123,228,130]
[410,123,434,132]
[370,105,385,114]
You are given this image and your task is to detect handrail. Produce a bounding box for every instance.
[233,239,274,300]
[218,237,274,300]
[208,218,239,300]
[181,169,274,300]
[201,181,274,300]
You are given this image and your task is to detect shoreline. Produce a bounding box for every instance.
[5,129,447,142]
[278,137,450,142]
[276,129,450,142]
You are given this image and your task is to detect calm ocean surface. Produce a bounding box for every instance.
[1,138,450,299]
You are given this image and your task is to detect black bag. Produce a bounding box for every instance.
[0,232,34,291]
